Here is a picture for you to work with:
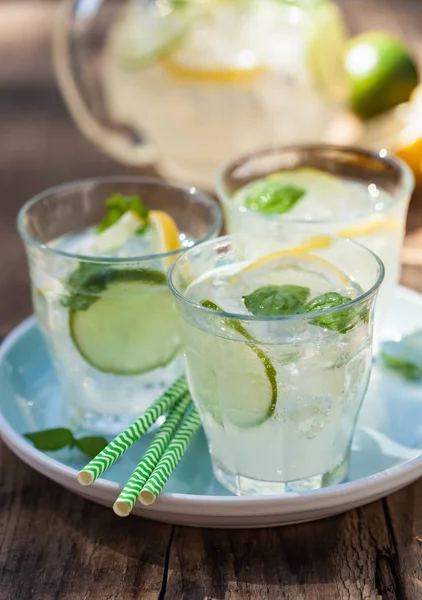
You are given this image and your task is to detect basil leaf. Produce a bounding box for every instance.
[243,285,310,316]
[25,428,74,451]
[61,265,166,311]
[300,292,360,333]
[244,179,305,215]
[74,436,108,458]
[380,353,422,381]
[97,194,149,234]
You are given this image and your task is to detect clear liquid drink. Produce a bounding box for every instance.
[18,177,221,433]
[169,232,384,494]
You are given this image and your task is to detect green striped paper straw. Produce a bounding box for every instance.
[113,393,192,517]
[77,375,187,486]
[139,407,202,506]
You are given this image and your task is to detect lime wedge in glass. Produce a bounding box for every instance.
[185,300,277,427]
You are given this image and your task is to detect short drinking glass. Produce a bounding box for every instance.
[18,177,222,433]
[169,232,384,495]
[216,144,414,338]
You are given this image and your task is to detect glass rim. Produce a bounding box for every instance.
[215,143,415,225]
[17,175,223,264]
[167,232,385,324]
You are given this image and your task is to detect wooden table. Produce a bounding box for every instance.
[1,1,422,598]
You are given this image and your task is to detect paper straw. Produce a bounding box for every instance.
[77,375,187,486]
[139,408,202,506]
[113,393,192,517]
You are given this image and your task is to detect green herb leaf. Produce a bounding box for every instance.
[380,331,422,381]
[380,353,422,381]
[24,428,74,451]
[243,285,310,316]
[97,194,149,234]
[61,266,167,311]
[244,179,305,215]
[74,436,108,458]
[300,292,362,333]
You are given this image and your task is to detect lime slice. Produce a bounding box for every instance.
[186,341,275,428]
[186,300,277,427]
[69,271,180,375]
[306,2,350,102]
[110,2,193,70]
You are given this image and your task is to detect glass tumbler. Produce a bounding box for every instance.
[18,176,222,433]
[169,231,384,495]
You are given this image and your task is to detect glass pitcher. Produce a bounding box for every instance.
[54,0,350,187]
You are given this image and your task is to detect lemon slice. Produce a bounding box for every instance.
[163,59,265,83]
[87,211,145,255]
[231,249,349,293]
[337,218,400,239]
[306,2,350,102]
[149,210,181,261]
[163,2,265,84]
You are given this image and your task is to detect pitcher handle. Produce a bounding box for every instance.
[53,0,157,166]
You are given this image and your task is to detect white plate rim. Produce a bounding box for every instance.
[1,285,422,520]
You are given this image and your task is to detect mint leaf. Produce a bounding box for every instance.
[25,428,74,451]
[61,266,166,311]
[380,353,422,381]
[243,285,310,316]
[24,428,108,458]
[244,179,305,215]
[300,292,362,333]
[97,194,149,234]
[380,331,422,381]
[74,436,108,458]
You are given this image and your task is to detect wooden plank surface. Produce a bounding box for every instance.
[0,1,422,599]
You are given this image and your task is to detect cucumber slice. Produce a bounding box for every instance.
[69,275,180,375]
[185,300,277,428]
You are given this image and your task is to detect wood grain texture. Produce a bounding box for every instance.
[0,443,172,600]
[0,1,422,599]
[163,501,405,600]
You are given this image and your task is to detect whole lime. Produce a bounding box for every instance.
[345,32,419,120]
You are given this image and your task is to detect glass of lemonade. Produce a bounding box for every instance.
[18,177,221,433]
[169,232,384,494]
[216,145,414,338]
[54,0,349,187]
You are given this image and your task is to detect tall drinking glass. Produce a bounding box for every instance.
[169,232,384,495]
[18,177,222,433]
